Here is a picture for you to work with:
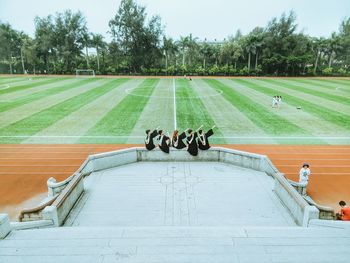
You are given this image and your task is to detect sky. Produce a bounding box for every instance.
[0,0,349,41]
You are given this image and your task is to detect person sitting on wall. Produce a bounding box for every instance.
[145,128,159,151]
[336,201,350,221]
[186,125,202,156]
[198,125,215,150]
[171,129,187,149]
[299,163,311,185]
[158,130,170,154]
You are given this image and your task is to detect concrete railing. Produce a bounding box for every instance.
[47,174,75,197]
[288,179,307,196]
[303,196,335,220]
[0,214,11,239]
[19,194,58,222]
[78,147,280,178]
[287,179,334,220]
[274,173,319,226]
[10,146,320,228]
[43,173,84,226]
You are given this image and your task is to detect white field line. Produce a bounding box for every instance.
[0,85,10,90]
[0,135,349,139]
[124,83,223,99]
[173,78,177,130]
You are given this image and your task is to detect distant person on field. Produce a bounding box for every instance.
[145,128,158,151]
[336,201,350,221]
[197,126,215,150]
[171,129,187,149]
[299,163,311,185]
[272,96,278,108]
[158,130,170,153]
[277,96,282,108]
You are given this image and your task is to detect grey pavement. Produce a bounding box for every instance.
[66,162,294,227]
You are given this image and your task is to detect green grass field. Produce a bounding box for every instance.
[0,76,349,144]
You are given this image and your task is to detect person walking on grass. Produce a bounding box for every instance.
[299,163,311,185]
[277,95,282,108]
[336,201,350,221]
[272,96,278,108]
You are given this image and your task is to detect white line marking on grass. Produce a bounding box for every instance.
[173,78,177,130]
[0,85,11,90]
[124,85,223,99]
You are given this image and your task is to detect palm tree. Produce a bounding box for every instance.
[186,34,199,66]
[162,36,177,73]
[244,39,254,72]
[0,23,19,74]
[82,32,91,68]
[200,41,213,69]
[22,37,38,74]
[313,37,327,74]
[178,36,189,66]
[91,33,104,72]
[326,33,342,68]
[250,27,264,70]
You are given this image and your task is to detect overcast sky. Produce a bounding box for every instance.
[0,0,349,41]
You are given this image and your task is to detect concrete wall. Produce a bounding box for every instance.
[274,173,319,226]
[43,173,84,226]
[0,214,11,239]
[80,148,137,174]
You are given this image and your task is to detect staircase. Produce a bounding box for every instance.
[1,226,350,263]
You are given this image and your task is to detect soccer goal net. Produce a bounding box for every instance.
[76,69,95,77]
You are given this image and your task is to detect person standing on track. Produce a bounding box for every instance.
[198,126,216,150]
[171,129,187,149]
[299,163,311,185]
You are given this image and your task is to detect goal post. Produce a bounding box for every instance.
[75,69,95,77]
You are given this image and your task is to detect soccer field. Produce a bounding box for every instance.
[0,76,349,144]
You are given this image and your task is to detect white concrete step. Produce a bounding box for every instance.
[1,226,350,263]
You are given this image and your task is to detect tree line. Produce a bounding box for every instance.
[0,0,349,76]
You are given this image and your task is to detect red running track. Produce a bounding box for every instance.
[0,144,349,220]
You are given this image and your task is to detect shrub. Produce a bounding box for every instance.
[322,67,333,76]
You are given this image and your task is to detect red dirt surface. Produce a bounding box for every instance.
[0,144,349,219]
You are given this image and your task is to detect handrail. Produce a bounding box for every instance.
[52,173,83,209]
[47,174,74,188]
[303,196,334,213]
[18,194,59,222]
[288,179,307,196]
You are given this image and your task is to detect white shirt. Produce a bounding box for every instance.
[299,167,311,183]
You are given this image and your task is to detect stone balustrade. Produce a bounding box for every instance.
[7,147,322,230]
[19,194,58,222]
[303,196,335,220]
[288,179,308,196]
[47,174,75,197]
[0,214,11,239]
